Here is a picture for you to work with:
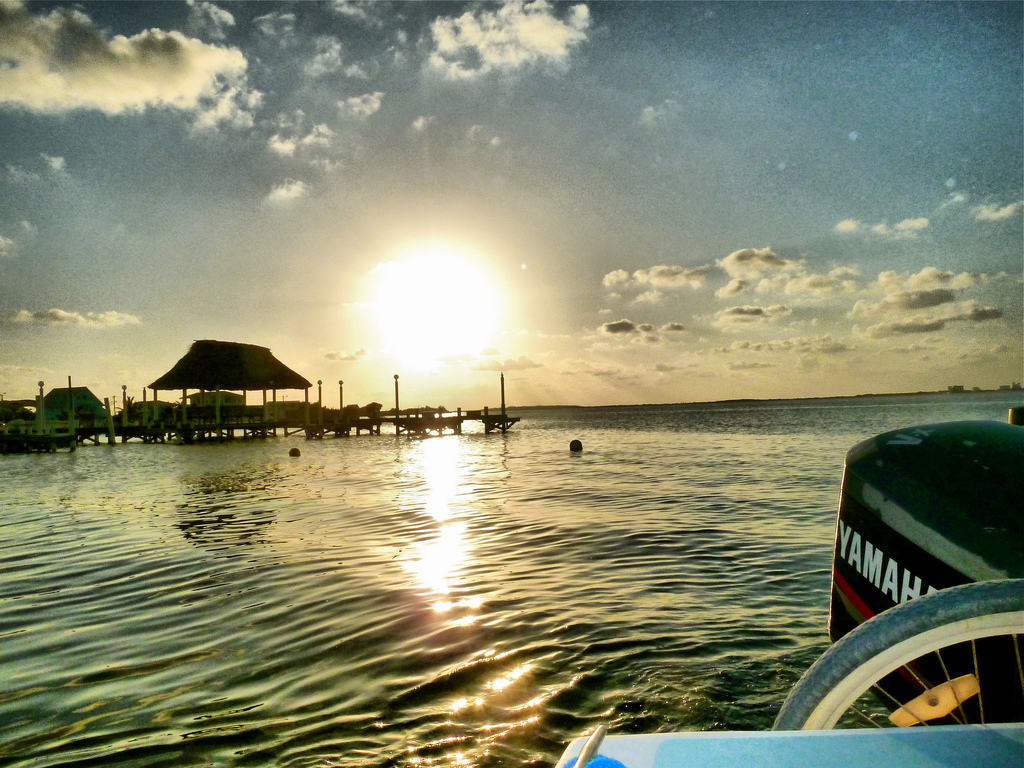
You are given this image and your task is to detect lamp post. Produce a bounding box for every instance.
[339,380,343,410]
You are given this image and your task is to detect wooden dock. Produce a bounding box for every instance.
[3,405,521,448]
[2,369,521,451]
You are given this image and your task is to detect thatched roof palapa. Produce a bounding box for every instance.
[149,340,312,392]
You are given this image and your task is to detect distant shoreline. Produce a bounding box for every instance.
[508,388,1024,411]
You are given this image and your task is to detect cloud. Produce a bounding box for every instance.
[428,1,590,80]
[603,265,709,293]
[473,355,542,371]
[268,123,333,157]
[713,335,854,355]
[411,115,436,132]
[717,248,794,278]
[716,278,748,297]
[756,266,859,295]
[639,99,678,130]
[186,1,235,41]
[0,233,14,258]
[971,201,1022,221]
[305,36,344,78]
[325,349,366,362]
[634,290,664,304]
[602,269,630,287]
[633,264,709,288]
[0,1,252,117]
[601,318,640,334]
[713,304,792,327]
[660,323,685,332]
[254,11,296,41]
[833,216,928,239]
[4,309,141,327]
[860,300,1004,338]
[876,267,989,292]
[265,179,308,203]
[340,91,383,119]
[729,361,776,370]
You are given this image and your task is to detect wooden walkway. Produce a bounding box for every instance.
[1,407,520,450]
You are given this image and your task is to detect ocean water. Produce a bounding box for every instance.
[1,392,1020,767]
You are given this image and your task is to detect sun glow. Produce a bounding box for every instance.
[372,245,500,367]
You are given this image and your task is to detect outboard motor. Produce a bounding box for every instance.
[829,419,1024,643]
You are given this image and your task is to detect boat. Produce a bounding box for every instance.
[555,416,1024,766]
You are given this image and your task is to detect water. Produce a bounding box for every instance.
[1,392,1019,767]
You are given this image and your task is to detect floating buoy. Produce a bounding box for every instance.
[289,447,301,457]
[569,439,583,452]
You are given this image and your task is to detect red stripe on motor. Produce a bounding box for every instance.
[834,569,876,623]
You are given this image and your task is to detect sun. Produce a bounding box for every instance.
[372,244,500,367]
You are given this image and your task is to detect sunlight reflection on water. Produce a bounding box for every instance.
[0,393,1019,767]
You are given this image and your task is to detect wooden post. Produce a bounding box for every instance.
[394,374,400,435]
[121,385,127,431]
[142,386,148,429]
[35,380,45,433]
[339,380,344,410]
[317,380,323,426]
[104,397,115,444]
[500,372,506,418]
[67,376,76,434]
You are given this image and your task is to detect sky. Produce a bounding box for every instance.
[0,0,1021,409]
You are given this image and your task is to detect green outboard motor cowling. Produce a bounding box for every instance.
[829,420,1024,643]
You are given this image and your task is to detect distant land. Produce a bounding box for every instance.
[508,387,1024,411]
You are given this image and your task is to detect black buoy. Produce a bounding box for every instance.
[289,447,301,457]
[569,439,583,452]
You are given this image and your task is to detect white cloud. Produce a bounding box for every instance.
[0,2,252,116]
[971,201,1022,221]
[265,179,308,203]
[326,349,366,362]
[634,290,664,304]
[41,153,65,173]
[717,247,794,278]
[716,278,748,297]
[5,309,141,327]
[876,267,989,293]
[602,269,630,287]
[305,37,344,78]
[713,304,792,328]
[411,115,435,133]
[639,99,678,130]
[340,92,383,119]
[268,123,334,157]
[473,355,542,371]
[254,12,296,41]
[0,234,14,259]
[895,217,929,232]
[192,84,261,132]
[633,265,708,288]
[714,335,854,355]
[757,267,859,295]
[859,300,1003,338]
[428,1,590,80]
[835,216,928,239]
[186,1,235,41]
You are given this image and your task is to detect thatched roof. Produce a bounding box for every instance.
[149,340,312,391]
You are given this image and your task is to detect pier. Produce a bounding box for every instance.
[1,342,520,453]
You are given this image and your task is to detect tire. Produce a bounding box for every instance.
[774,579,1024,730]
